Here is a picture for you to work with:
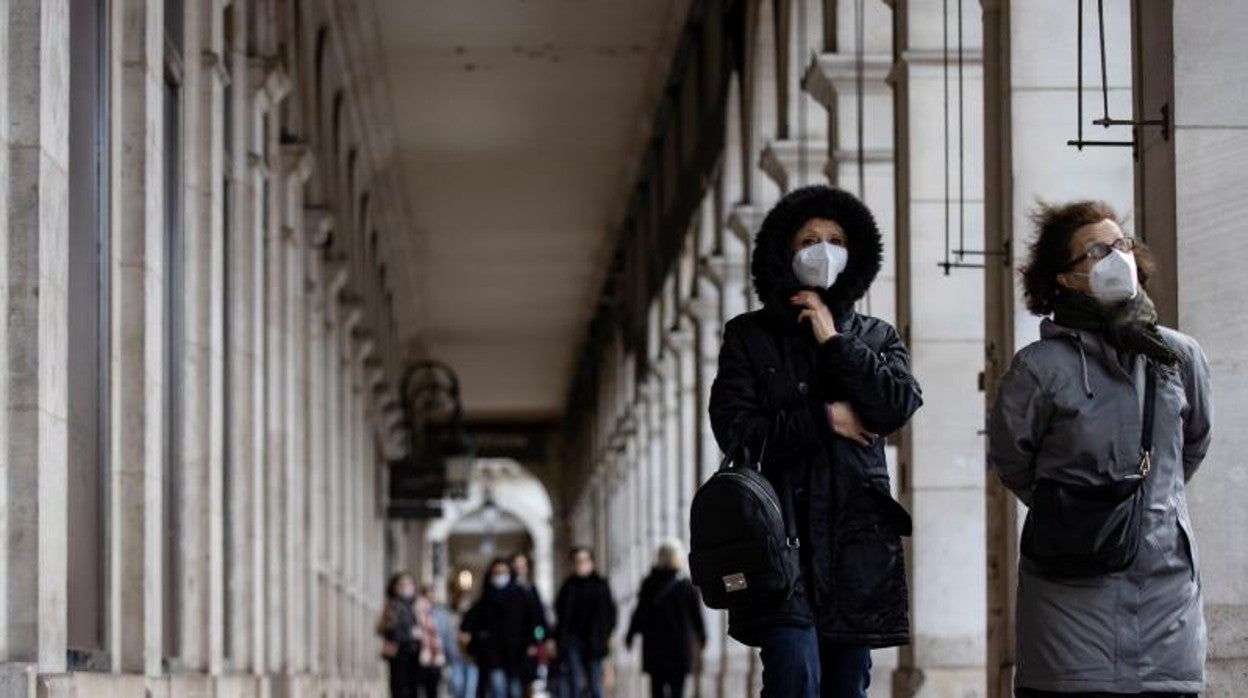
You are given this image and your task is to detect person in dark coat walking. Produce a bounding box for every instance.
[708,185,922,698]
[377,572,423,698]
[460,559,538,698]
[509,551,550,694]
[625,539,706,698]
[552,546,617,698]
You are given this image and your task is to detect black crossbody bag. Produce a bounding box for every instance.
[1019,361,1157,579]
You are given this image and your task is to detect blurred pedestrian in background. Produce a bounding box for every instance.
[377,572,422,698]
[626,539,706,698]
[510,552,551,696]
[552,547,617,698]
[461,558,541,697]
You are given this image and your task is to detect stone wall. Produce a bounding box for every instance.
[0,0,408,694]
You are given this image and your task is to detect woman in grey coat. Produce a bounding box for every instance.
[988,200,1212,697]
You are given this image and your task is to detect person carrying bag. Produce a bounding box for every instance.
[988,200,1212,697]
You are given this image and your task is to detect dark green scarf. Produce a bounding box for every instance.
[1052,290,1181,366]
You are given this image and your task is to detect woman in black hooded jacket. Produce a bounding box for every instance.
[708,185,922,697]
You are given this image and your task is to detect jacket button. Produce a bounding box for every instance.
[797,381,809,394]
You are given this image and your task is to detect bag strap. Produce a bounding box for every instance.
[777,463,800,548]
[720,413,799,547]
[651,577,682,606]
[1139,360,1157,477]
[751,411,799,548]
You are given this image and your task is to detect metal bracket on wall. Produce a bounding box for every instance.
[1066,0,1171,152]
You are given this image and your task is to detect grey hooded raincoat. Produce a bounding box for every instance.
[988,318,1212,694]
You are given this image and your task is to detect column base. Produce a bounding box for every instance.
[0,672,386,698]
[0,664,36,698]
[892,666,986,698]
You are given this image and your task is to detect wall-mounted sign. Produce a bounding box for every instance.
[387,457,447,519]
[464,421,554,466]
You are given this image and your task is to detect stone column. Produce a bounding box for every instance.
[175,0,212,672]
[0,0,70,678]
[802,3,897,321]
[196,0,229,676]
[109,0,164,676]
[1169,0,1248,690]
[256,57,291,676]
[304,212,332,678]
[280,143,314,678]
[667,326,697,536]
[763,0,830,194]
[891,1,987,695]
[222,0,256,672]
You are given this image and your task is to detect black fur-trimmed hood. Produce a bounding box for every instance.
[751,185,884,321]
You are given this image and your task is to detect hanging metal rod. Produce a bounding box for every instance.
[1067,0,1169,152]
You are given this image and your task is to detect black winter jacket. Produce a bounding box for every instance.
[625,569,706,678]
[461,582,539,671]
[553,573,617,659]
[707,185,922,648]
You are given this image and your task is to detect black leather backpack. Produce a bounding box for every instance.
[688,431,801,610]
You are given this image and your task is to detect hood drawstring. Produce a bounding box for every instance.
[1070,337,1095,398]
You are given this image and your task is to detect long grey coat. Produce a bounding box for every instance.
[988,318,1212,694]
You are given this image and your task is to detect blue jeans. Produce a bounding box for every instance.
[818,640,871,698]
[759,626,820,698]
[757,626,872,698]
[448,659,477,698]
[555,641,603,698]
[484,668,523,698]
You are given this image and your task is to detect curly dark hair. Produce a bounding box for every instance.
[1020,200,1155,316]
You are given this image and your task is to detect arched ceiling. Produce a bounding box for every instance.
[373,0,693,420]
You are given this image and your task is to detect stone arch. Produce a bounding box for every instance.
[425,459,556,605]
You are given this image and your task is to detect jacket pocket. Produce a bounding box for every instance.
[1176,512,1200,583]
[833,519,904,628]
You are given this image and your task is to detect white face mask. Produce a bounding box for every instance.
[791,242,849,289]
[491,574,510,590]
[1082,249,1139,304]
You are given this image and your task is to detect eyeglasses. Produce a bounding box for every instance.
[1064,237,1137,270]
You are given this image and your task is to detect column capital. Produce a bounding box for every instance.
[700,252,747,289]
[761,139,832,193]
[725,204,766,246]
[201,49,231,86]
[638,376,662,403]
[281,143,315,183]
[682,294,719,323]
[802,52,893,112]
[366,365,386,391]
[250,56,292,108]
[305,206,334,247]
[665,326,696,354]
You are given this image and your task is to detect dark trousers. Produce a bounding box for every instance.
[757,625,872,698]
[388,652,421,698]
[1016,691,1197,698]
[648,673,686,698]
[417,665,442,697]
[554,640,604,698]
[817,640,871,698]
[758,626,820,698]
